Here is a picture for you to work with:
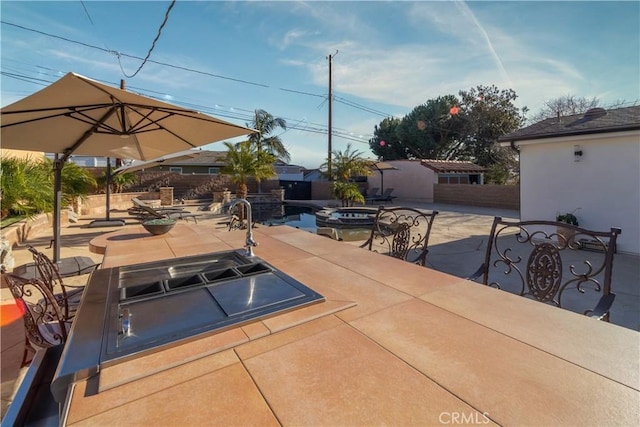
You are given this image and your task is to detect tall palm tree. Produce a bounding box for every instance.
[247,109,289,162]
[220,141,277,200]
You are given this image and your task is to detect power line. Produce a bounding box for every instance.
[1,69,373,147]
[0,20,394,118]
[79,1,95,26]
[0,21,269,88]
[118,0,176,78]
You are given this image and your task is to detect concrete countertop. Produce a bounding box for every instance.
[65,223,640,426]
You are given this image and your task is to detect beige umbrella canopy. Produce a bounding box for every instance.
[1,72,256,262]
[1,72,255,160]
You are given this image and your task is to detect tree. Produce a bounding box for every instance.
[0,155,97,219]
[320,144,370,206]
[220,141,277,200]
[0,155,52,219]
[369,117,404,160]
[57,158,98,207]
[247,109,289,162]
[528,95,628,124]
[396,95,464,160]
[368,85,526,182]
[97,170,137,193]
[528,95,600,123]
[457,85,527,167]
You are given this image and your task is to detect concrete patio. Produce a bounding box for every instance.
[1,199,638,420]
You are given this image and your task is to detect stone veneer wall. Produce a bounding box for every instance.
[434,184,520,210]
[1,212,57,250]
[1,192,159,250]
[76,192,159,216]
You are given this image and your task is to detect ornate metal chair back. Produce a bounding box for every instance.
[27,245,77,320]
[364,207,438,266]
[2,272,69,366]
[476,217,621,321]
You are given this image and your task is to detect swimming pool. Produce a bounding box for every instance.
[259,205,372,242]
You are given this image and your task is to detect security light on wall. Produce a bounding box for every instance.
[574,145,583,162]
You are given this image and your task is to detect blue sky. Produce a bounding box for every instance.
[2,1,638,168]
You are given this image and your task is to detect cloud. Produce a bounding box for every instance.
[275,1,608,115]
[277,29,320,50]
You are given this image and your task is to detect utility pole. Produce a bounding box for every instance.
[327,50,338,181]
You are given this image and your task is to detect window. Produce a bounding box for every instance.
[208,167,219,175]
[438,174,470,184]
[169,167,182,174]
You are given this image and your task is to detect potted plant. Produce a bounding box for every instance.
[556,210,579,243]
[556,212,578,226]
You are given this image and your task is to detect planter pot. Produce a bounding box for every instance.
[142,219,176,235]
[556,225,575,244]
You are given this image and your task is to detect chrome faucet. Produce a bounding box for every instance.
[229,198,258,256]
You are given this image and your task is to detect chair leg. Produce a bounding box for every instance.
[21,336,35,368]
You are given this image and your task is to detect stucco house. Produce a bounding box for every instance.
[366,159,485,202]
[498,105,640,255]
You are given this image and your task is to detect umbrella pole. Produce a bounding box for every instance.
[88,157,125,228]
[380,170,384,194]
[106,157,111,221]
[53,155,63,263]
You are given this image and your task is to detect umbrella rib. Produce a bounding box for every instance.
[62,106,117,161]
[0,104,114,128]
[125,106,168,133]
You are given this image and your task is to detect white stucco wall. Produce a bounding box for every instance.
[367,160,436,201]
[517,130,640,255]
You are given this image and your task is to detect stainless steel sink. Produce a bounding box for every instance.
[51,250,325,403]
[113,258,295,354]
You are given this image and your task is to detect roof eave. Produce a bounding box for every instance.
[498,124,640,144]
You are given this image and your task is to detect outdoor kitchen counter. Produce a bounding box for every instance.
[69,223,640,426]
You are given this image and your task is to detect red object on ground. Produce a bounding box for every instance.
[0,301,24,326]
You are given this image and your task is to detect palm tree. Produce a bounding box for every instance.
[0,155,52,219]
[320,144,371,206]
[97,171,136,193]
[0,155,96,220]
[56,158,98,206]
[220,141,277,200]
[247,109,289,162]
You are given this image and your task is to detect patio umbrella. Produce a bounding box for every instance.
[367,160,398,194]
[1,72,256,262]
[114,149,200,174]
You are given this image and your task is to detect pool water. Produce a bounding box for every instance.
[259,205,371,242]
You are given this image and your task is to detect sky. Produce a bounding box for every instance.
[1,1,639,169]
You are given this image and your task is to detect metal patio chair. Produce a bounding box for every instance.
[2,272,71,367]
[362,206,438,266]
[469,217,622,321]
[27,245,90,319]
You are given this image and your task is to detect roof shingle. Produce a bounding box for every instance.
[420,159,486,173]
[498,105,640,143]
